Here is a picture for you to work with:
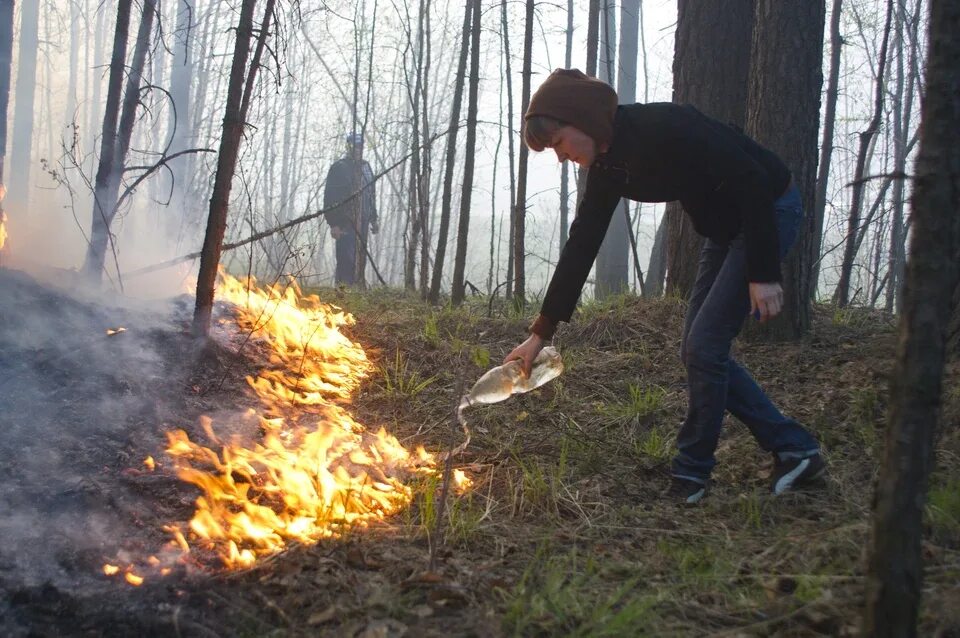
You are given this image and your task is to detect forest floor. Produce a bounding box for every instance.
[1,266,959,637]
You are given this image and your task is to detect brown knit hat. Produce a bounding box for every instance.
[525,69,618,149]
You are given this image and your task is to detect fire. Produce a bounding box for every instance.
[0,210,7,252]
[156,272,469,570]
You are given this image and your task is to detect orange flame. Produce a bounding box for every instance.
[156,272,469,570]
[0,210,7,252]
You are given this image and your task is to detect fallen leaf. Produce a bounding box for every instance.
[307,605,338,625]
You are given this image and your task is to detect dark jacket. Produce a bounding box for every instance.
[323,157,377,232]
[538,102,791,331]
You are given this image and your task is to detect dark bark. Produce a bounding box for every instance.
[665,0,754,299]
[836,0,894,307]
[511,0,534,303]
[80,0,132,282]
[451,0,481,306]
[811,0,843,299]
[193,0,275,337]
[429,0,471,304]
[864,1,960,633]
[8,0,38,213]
[744,0,825,340]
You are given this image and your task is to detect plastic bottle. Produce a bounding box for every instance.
[461,346,563,408]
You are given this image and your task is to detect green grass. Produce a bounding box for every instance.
[379,348,437,397]
[926,476,960,543]
[601,383,666,425]
[500,548,658,637]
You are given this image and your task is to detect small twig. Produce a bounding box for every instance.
[429,362,465,572]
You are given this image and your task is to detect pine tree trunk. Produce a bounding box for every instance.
[511,0,534,303]
[451,0,481,305]
[864,2,960,632]
[8,0,39,214]
[665,0,754,299]
[428,0,470,304]
[835,0,894,307]
[744,0,825,340]
[80,0,132,282]
[193,0,275,337]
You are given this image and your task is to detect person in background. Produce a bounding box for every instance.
[323,132,378,286]
[504,69,825,505]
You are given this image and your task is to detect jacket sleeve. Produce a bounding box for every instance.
[535,168,622,335]
[678,129,782,282]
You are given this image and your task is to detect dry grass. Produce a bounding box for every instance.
[5,274,958,637]
[205,287,956,638]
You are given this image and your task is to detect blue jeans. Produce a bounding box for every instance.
[671,185,820,483]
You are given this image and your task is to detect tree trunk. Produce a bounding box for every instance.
[744,0,825,340]
[403,2,425,292]
[0,0,12,191]
[559,0,573,253]
[451,0,481,306]
[835,0,894,307]
[167,0,195,236]
[428,0,470,304]
[80,0,132,282]
[644,215,668,297]
[811,0,843,300]
[595,0,634,299]
[417,0,432,297]
[511,0,534,303]
[887,0,922,313]
[8,0,38,214]
[864,2,960,633]
[502,0,516,299]
[66,0,80,127]
[193,0,275,337]
[665,0,754,300]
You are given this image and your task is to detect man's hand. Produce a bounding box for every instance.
[330,226,345,239]
[749,282,784,322]
[504,333,545,377]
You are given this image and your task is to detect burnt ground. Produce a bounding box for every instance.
[0,267,958,637]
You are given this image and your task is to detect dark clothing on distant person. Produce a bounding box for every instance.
[323,157,377,286]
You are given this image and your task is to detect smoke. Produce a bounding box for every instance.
[0,267,197,607]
